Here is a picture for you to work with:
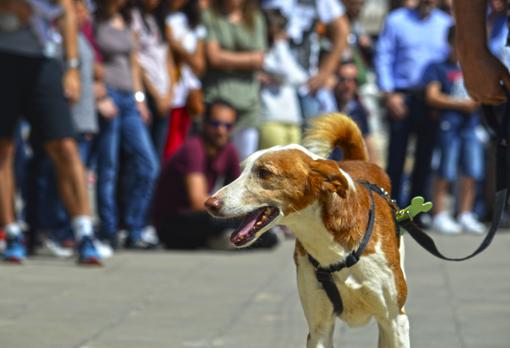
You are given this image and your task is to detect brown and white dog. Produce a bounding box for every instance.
[205,114,409,348]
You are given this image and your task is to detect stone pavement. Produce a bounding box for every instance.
[1,232,510,348]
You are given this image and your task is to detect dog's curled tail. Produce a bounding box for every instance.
[303,113,368,161]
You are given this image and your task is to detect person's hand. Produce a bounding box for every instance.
[460,49,510,104]
[385,92,408,120]
[137,101,151,124]
[97,97,118,119]
[256,71,279,86]
[253,51,265,70]
[306,71,328,94]
[63,69,81,103]
[155,94,172,118]
[458,99,480,114]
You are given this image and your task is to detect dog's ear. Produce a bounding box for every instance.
[309,159,348,198]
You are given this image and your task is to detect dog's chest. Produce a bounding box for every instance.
[298,246,398,327]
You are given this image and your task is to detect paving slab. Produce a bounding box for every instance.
[0,231,509,348]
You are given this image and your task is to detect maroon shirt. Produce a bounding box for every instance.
[152,136,240,226]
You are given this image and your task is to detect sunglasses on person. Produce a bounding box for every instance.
[207,120,235,130]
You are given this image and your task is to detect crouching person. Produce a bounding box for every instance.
[152,99,261,249]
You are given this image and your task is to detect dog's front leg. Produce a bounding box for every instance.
[297,257,336,348]
[376,312,410,348]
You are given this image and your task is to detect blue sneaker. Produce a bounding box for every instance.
[4,234,26,264]
[77,236,102,265]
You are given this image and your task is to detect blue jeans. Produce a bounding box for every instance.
[146,92,169,160]
[386,95,438,206]
[96,88,159,241]
[299,93,322,122]
[437,113,483,181]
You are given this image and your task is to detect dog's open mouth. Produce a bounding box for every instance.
[230,206,282,247]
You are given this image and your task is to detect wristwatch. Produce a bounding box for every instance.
[134,91,146,103]
[66,58,80,70]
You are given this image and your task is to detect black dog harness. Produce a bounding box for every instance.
[307,180,392,315]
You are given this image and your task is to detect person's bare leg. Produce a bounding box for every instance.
[458,176,476,214]
[0,138,16,228]
[44,138,90,217]
[433,177,449,214]
[44,138,103,263]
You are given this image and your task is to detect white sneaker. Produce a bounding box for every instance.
[141,226,159,246]
[45,239,74,258]
[93,239,114,259]
[458,212,485,235]
[433,212,462,235]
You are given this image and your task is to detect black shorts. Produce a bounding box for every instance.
[0,51,75,142]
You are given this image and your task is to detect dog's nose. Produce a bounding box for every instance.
[205,196,223,213]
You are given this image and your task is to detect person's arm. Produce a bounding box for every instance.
[205,40,264,71]
[374,15,408,119]
[58,0,80,102]
[165,24,206,77]
[426,81,479,113]
[454,0,510,104]
[131,33,151,123]
[185,173,209,211]
[307,15,349,93]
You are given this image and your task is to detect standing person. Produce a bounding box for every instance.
[131,0,174,159]
[425,25,486,235]
[263,0,350,121]
[94,0,159,249]
[342,0,374,85]
[201,0,266,160]
[162,0,206,161]
[25,0,102,257]
[0,0,102,264]
[258,8,308,149]
[374,0,452,209]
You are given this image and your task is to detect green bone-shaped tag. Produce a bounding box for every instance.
[396,196,433,222]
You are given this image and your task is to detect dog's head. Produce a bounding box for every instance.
[205,144,353,247]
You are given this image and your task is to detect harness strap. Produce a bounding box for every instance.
[307,181,378,315]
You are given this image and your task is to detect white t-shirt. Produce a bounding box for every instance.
[131,9,170,96]
[165,13,206,107]
[172,66,201,108]
[261,40,308,124]
[166,13,206,54]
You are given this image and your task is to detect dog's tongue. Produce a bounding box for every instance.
[230,208,264,244]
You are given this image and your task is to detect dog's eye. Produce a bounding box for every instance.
[257,167,272,179]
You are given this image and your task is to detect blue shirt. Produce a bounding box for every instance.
[489,13,508,58]
[375,8,452,92]
[423,60,479,127]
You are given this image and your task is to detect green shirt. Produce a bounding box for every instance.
[202,9,267,128]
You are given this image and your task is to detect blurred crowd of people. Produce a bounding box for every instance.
[0,0,507,265]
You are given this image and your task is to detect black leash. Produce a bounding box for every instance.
[307,181,379,315]
[399,96,509,261]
